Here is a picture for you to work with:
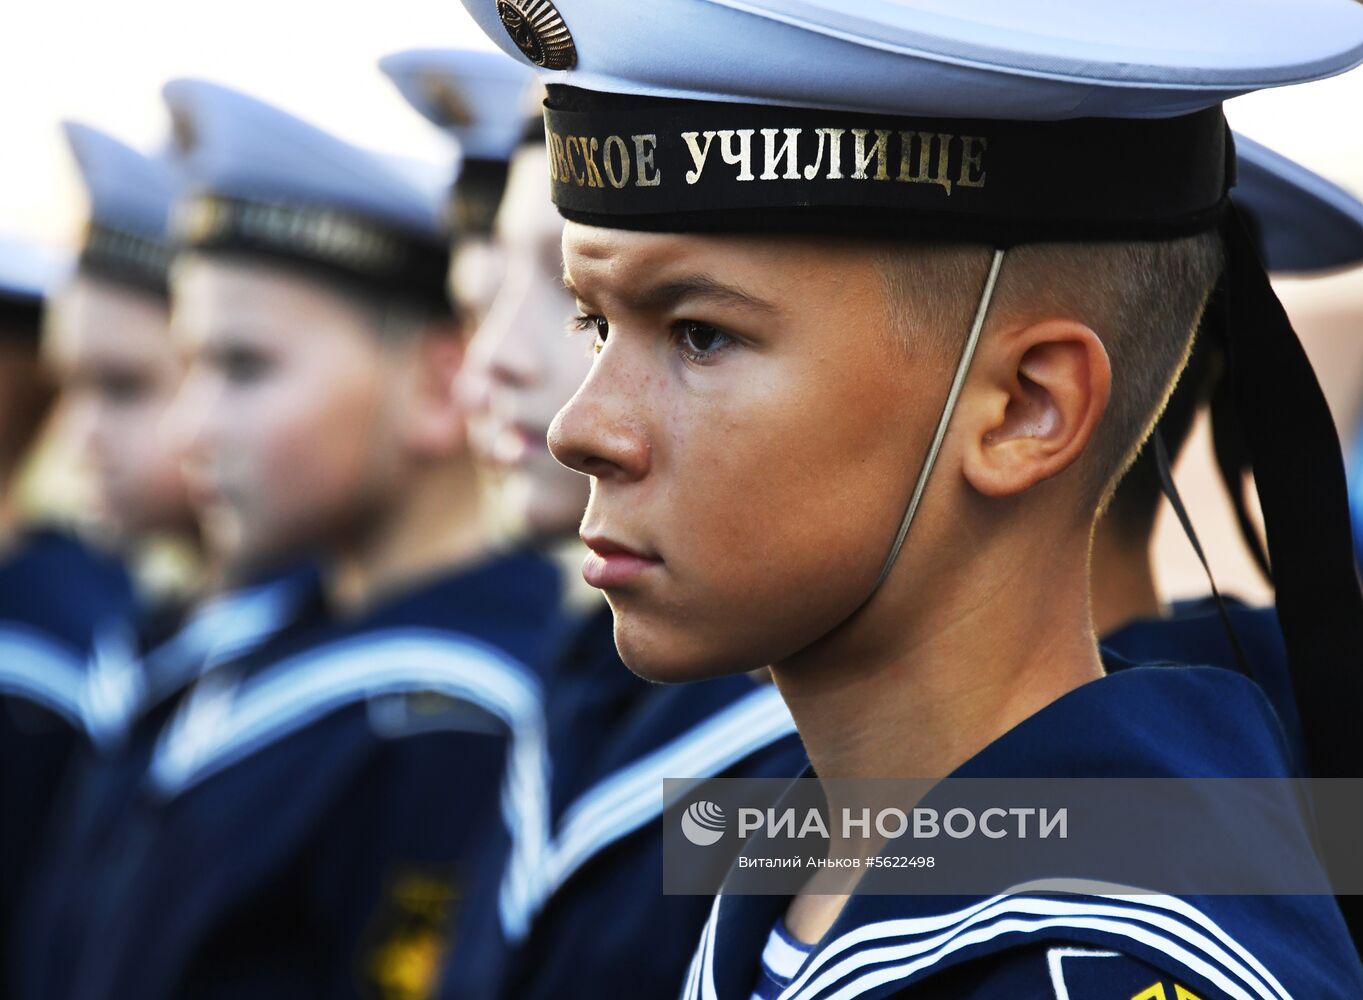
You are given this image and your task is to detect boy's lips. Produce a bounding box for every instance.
[580,533,663,589]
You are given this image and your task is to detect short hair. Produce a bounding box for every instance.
[1102,322,1222,537]
[876,231,1225,509]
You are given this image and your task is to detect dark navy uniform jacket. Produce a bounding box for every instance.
[681,665,1363,1000]
[0,529,134,995]
[1101,596,1305,774]
[12,564,331,1000]
[442,601,808,1000]
[31,548,562,1000]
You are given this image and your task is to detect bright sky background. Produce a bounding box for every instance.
[0,0,497,246]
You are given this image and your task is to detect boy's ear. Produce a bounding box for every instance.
[960,318,1111,499]
[403,319,469,458]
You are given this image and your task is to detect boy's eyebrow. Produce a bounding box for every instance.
[561,271,777,316]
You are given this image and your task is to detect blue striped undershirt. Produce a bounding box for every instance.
[749,919,813,1000]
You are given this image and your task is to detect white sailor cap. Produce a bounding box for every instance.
[0,235,69,340]
[380,47,535,160]
[163,78,454,305]
[63,122,176,295]
[467,0,1363,118]
[457,0,1363,790]
[380,47,538,236]
[454,0,1363,243]
[1234,133,1363,274]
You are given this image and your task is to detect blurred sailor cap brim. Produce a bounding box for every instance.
[1233,132,1363,274]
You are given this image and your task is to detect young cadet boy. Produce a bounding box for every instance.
[41,122,223,746]
[23,78,569,1000]
[459,1,1363,997]
[3,127,206,997]
[1097,134,1363,774]
[385,49,807,999]
[0,233,133,994]
[10,120,335,1000]
[0,235,110,721]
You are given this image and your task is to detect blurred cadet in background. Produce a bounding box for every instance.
[41,122,212,749]
[382,49,807,1000]
[11,120,335,1000]
[381,47,534,329]
[1097,133,1363,774]
[11,78,569,1000]
[0,232,132,996]
[43,123,198,587]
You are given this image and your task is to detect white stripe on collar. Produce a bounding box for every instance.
[762,922,813,981]
[81,623,145,748]
[683,886,1289,1000]
[149,627,543,794]
[779,884,1288,1000]
[499,682,798,940]
[146,576,312,696]
[0,623,86,724]
[82,575,312,748]
[784,905,1275,1000]
[1046,947,1121,1000]
[147,626,554,926]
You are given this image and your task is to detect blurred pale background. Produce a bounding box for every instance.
[2,0,1361,606]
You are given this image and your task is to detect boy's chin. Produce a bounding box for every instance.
[612,615,767,687]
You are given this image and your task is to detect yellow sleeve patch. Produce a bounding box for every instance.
[1131,983,1205,1000]
[360,872,460,1000]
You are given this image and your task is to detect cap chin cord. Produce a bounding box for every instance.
[867,249,1007,599]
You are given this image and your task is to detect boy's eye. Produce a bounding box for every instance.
[213,347,273,383]
[676,320,733,361]
[572,314,609,352]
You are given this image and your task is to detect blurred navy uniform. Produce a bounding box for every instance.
[379,47,654,806]
[15,565,330,1000]
[444,667,806,1000]
[14,79,572,1000]
[4,121,344,1000]
[1101,134,1363,774]
[50,551,559,1000]
[454,0,1363,995]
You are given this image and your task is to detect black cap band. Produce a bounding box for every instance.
[452,157,513,238]
[177,194,451,309]
[544,86,1231,242]
[79,222,172,297]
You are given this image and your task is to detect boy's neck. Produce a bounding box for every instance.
[1089,519,1162,635]
[773,520,1104,944]
[329,458,490,614]
[771,522,1104,784]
